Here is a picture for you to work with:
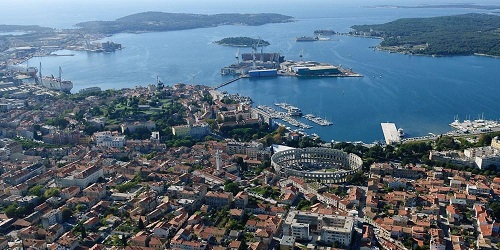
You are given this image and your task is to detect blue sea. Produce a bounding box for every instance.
[1,0,499,143]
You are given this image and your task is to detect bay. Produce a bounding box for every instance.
[7,1,498,143]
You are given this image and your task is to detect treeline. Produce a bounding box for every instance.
[351,13,500,56]
[76,12,293,34]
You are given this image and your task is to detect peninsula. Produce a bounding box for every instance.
[214,37,270,47]
[369,3,500,10]
[350,13,500,57]
[0,12,293,65]
[75,12,294,34]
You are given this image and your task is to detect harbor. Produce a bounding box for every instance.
[384,118,500,145]
[253,102,335,132]
[449,115,500,133]
[254,104,312,130]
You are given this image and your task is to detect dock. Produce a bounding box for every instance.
[381,123,401,145]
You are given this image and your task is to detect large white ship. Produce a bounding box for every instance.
[37,64,73,93]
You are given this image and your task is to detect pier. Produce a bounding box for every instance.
[381,123,401,145]
[213,76,244,89]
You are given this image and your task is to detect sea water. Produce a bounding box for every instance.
[1,0,498,142]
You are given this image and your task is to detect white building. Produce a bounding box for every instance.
[464,146,497,158]
[463,146,500,169]
[93,131,126,147]
[475,155,500,169]
[171,123,210,138]
[226,141,270,159]
[283,211,354,247]
[56,165,103,188]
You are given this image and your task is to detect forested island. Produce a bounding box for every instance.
[350,13,500,57]
[214,37,270,47]
[370,4,500,10]
[76,12,293,34]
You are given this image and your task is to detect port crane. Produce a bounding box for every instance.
[235,49,239,64]
[251,37,264,69]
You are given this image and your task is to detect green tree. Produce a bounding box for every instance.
[224,181,241,196]
[61,207,72,222]
[28,185,44,197]
[44,188,60,198]
[4,204,19,218]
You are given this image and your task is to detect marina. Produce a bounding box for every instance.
[255,105,312,130]
[274,102,302,116]
[303,114,333,126]
[449,115,500,133]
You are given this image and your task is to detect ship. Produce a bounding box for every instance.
[37,63,73,93]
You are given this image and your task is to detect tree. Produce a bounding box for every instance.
[28,185,44,197]
[224,181,241,196]
[44,188,60,198]
[239,237,248,250]
[121,235,128,246]
[61,207,72,222]
[4,204,19,218]
[138,217,145,230]
[76,204,86,212]
[81,226,87,239]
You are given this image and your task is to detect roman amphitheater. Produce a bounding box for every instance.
[271,147,363,183]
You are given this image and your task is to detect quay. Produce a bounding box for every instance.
[381,122,401,145]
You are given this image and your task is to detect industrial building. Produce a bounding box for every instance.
[280,61,341,76]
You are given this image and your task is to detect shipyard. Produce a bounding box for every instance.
[220,39,362,79]
[221,51,362,78]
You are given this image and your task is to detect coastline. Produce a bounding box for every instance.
[345,34,500,59]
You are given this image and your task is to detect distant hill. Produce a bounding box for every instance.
[350,13,500,57]
[76,12,294,34]
[0,24,54,33]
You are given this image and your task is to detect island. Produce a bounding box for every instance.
[0,12,293,65]
[75,11,294,34]
[314,29,336,36]
[350,13,500,57]
[369,4,500,10]
[214,37,270,47]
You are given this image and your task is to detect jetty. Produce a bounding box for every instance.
[381,123,401,145]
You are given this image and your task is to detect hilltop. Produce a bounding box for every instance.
[76,11,294,34]
[350,13,500,57]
